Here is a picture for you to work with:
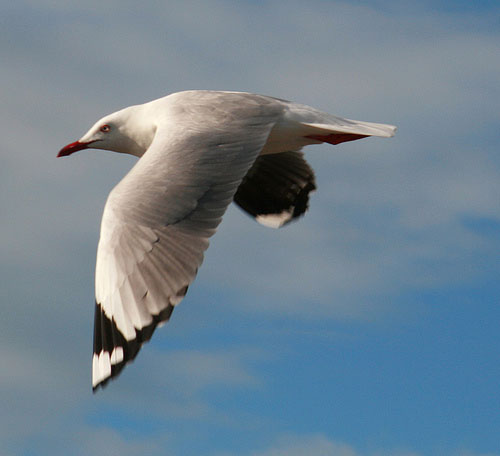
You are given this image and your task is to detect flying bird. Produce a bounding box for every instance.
[58,90,396,391]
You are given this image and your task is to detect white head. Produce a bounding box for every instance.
[58,104,156,158]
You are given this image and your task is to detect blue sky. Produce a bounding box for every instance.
[1,1,499,455]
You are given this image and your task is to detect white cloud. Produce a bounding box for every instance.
[70,427,168,456]
[120,347,263,396]
[219,433,500,456]
[217,433,425,456]
[248,434,357,456]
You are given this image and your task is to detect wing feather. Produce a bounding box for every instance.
[92,92,283,390]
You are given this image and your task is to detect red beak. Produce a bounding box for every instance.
[57,140,93,157]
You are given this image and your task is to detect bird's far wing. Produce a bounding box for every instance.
[233,151,316,228]
[93,95,282,390]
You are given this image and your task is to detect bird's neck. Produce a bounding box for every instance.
[118,105,158,157]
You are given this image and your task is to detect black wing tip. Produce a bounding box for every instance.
[92,300,176,392]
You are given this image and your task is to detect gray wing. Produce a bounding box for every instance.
[93,94,282,390]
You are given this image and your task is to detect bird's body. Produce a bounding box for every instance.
[58,90,396,391]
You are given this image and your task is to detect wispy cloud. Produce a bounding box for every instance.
[247,434,358,456]
[219,433,500,456]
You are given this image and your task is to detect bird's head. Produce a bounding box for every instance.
[58,105,156,158]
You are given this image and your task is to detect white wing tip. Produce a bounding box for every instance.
[92,348,125,389]
[256,210,293,228]
[92,352,111,388]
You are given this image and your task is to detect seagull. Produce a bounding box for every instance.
[58,90,396,391]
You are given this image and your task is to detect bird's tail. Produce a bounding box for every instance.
[283,100,396,146]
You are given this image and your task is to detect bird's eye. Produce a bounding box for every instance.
[100,124,111,133]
